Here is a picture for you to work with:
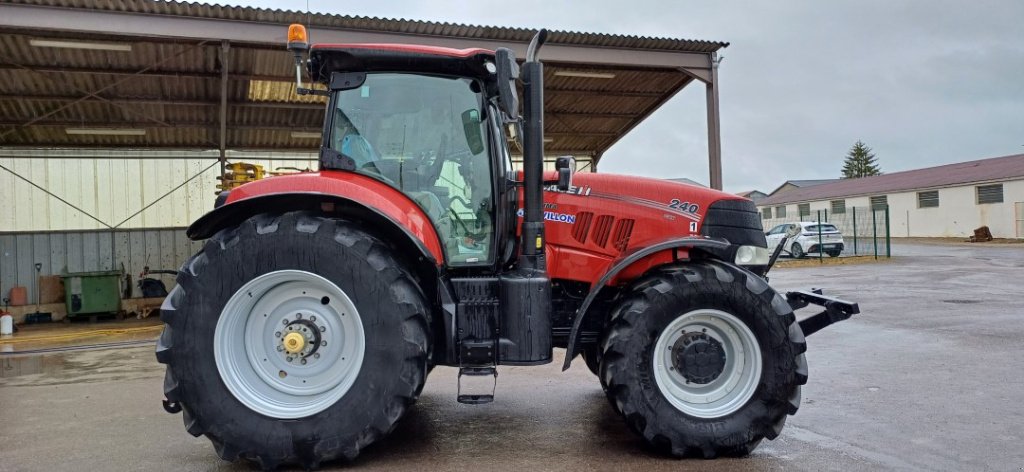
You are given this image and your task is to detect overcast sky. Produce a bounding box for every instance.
[208,0,1023,193]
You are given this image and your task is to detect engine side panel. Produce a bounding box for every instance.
[536,172,753,284]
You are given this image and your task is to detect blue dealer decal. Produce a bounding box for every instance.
[516,209,577,224]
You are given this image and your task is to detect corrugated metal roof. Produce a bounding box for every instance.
[0,0,723,155]
[6,0,728,52]
[760,154,1024,206]
[786,179,840,187]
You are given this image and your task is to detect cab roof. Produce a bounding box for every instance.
[308,43,496,83]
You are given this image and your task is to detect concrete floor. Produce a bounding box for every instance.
[1,242,1022,471]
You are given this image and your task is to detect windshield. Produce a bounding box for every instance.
[329,73,494,265]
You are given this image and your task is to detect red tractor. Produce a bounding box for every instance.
[156,25,858,469]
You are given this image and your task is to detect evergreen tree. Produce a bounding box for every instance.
[841,140,882,178]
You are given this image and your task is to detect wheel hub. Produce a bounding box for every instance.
[278,318,324,363]
[672,332,727,384]
[283,332,305,353]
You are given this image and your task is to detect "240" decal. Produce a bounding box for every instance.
[668,199,700,214]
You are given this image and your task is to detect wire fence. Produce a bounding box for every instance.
[762,205,891,260]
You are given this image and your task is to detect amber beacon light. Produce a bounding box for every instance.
[287,23,308,51]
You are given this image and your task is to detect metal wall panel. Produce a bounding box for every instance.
[0,227,203,305]
[0,150,317,232]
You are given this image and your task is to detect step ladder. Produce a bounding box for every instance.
[457,366,497,404]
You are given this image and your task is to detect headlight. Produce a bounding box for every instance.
[735,245,770,265]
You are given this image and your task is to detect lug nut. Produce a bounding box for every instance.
[313,353,320,359]
[310,316,316,322]
[282,319,288,325]
[275,331,281,337]
[296,313,303,319]
[286,356,294,362]
[321,341,327,347]
[276,346,283,352]
[300,359,307,365]
[319,326,326,332]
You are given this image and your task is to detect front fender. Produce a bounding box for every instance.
[561,236,731,370]
[188,172,445,266]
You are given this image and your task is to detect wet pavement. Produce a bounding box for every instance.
[1,242,1022,471]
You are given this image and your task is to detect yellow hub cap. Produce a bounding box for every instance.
[283,332,305,354]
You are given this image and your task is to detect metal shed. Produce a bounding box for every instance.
[0,0,729,307]
[0,0,728,184]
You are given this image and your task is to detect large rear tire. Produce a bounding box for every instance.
[600,260,806,458]
[156,212,430,469]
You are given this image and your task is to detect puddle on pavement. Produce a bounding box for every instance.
[0,319,163,385]
[0,345,161,386]
[0,354,65,378]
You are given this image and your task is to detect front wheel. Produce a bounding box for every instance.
[600,261,807,457]
[827,250,842,257]
[156,212,430,469]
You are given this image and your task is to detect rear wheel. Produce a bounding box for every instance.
[600,261,806,458]
[156,212,430,469]
[827,250,842,257]
[790,242,805,259]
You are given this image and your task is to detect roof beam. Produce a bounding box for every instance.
[0,120,320,131]
[0,121,624,138]
[0,63,289,82]
[545,88,664,99]
[0,3,713,70]
[0,94,326,110]
[547,111,636,119]
[0,64,672,100]
[0,143,319,151]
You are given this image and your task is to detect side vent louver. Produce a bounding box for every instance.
[611,219,635,252]
[591,215,614,247]
[572,211,594,243]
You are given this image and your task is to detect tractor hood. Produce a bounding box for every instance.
[537,171,766,264]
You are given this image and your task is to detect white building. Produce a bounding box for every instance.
[757,153,1024,238]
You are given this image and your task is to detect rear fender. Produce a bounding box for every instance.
[561,237,731,370]
[188,172,445,267]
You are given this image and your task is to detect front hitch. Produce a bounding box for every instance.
[786,289,860,336]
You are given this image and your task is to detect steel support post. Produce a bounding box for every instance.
[219,40,230,180]
[705,52,723,190]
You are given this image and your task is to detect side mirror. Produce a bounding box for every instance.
[461,109,485,155]
[495,48,520,122]
[555,156,575,191]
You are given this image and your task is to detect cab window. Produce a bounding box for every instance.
[329,73,494,265]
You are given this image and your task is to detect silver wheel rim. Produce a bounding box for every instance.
[214,270,365,419]
[652,309,762,419]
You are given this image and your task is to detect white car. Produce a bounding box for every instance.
[765,222,845,258]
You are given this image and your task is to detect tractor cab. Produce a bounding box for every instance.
[306,45,510,266]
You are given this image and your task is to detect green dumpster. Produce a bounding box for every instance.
[62,270,122,317]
